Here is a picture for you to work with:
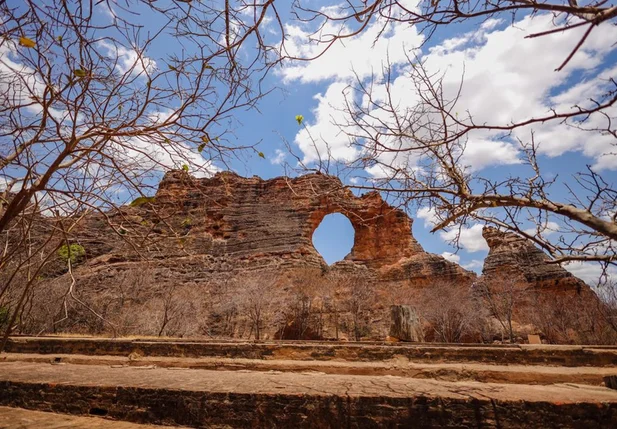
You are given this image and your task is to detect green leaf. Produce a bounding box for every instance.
[258,151,265,159]
[295,115,304,125]
[204,63,214,70]
[129,196,156,207]
[19,36,36,48]
[182,164,189,172]
[197,143,206,152]
[164,138,170,144]
[201,135,209,143]
[74,69,87,78]
[168,64,177,71]
[57,35,63,43]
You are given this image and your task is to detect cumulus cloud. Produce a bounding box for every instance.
[294,82,360,164]
[416,206,439,228]
[0,44,66,119]
[524,221,561,237]
[281,16,423,83]
[439,224,489,253]
[564,261,616,286]
[285,13,617,171]
[270,149,287,165]
[98,41,157,77]
[462,259,484,272]
[441,251,460,263]
[109,110,218,178]
[416,207,488,252]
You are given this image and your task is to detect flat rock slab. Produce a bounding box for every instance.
[2,353,617,386]
[1,362,617,428]
[7,337,617,367]
[0,406,183,428]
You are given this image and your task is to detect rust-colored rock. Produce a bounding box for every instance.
[154,171,424,267]
[5,171,476,339]
[480,226,590,294]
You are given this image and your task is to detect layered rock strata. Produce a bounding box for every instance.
[481,226,591,294]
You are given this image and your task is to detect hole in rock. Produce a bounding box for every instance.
[312,213,354,265]
[89,407,108,416]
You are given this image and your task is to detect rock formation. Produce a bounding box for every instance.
[480,226,590,294]
[3,171,599,341]
[147,170,475,284]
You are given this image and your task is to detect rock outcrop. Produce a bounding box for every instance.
[480,226,590,294]
[5,171,599,340]
[148,171,474,284]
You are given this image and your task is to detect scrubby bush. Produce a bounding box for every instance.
[57,243,85,264]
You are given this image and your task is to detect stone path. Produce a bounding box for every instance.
[3,338,617,427]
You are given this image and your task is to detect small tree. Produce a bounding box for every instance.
[240,274,278,340]
[343,276,376,341]
[475,274,527,342]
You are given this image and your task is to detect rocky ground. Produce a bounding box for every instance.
[1,336,617,428]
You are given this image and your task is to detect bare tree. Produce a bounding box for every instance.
[0,0,285,350]
[282,1,617,279]
[345,276,376,341]
[239,274,278,340]
[414,282,489,343]
[475,274,527,342]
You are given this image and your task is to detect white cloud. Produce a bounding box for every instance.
[524,221,560,237]
[463,259,484,272]
[564,261,616,286]
[98,41,157,77]
[417,207,488,252]
[460,138,521,171]
[270,149,286,165]
[294,82,360,164]
[416,207,439,228]
[108,110,217,178]
[280,16,423,83]
[441,251,460,263]
[439,224,489,253]
[287,13,617,171]
[97,1,117,21]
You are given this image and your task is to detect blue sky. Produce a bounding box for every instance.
[5,1,613,282]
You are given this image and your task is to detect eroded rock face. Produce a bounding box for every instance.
[152,171,473,283]
[8,171,475,338]
[480,226,589,293]
[14,171,601,341]
[154,171,425,267]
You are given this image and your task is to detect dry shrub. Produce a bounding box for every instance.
[526,288,617,345]
[414,282,490,343]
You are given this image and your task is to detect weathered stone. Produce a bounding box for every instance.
[8,171,478,338]
[389,305,423,342]
[480,226,591,294]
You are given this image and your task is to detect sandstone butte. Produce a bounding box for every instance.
[7,170,596,339]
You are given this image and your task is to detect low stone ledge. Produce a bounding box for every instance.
[5,337,617,367]
[1,379,616,428]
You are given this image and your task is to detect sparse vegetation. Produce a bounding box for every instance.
[57,244,86,264]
